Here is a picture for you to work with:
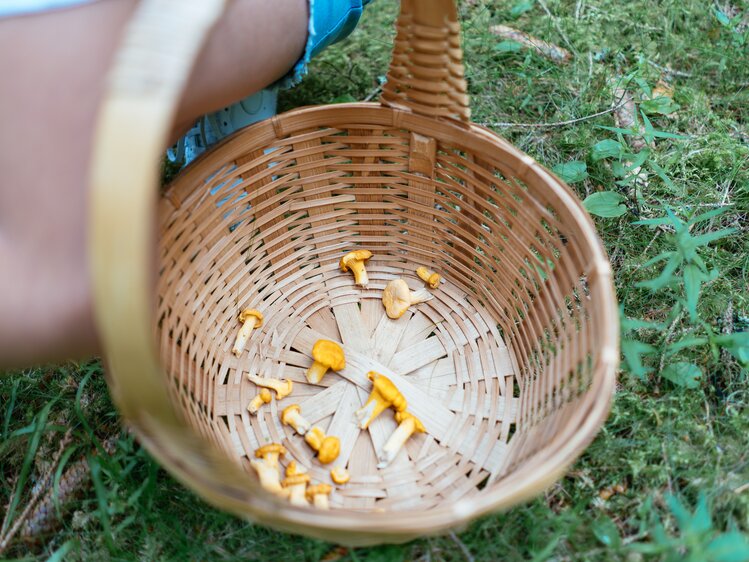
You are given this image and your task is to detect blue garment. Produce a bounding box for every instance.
[0,0,98,17]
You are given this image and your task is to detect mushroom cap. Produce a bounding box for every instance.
[258,389,272,403]
[286,461,300,477]
[382,279,412,319]
[427,273,441,289]
[239,308,264,326]
[282,473,311,487]
[330,467,351,484]
[368,372,407,412]
[255,443,286,458]
[394,411,426,433]
[306,483,333,499]
[281,404,302,425]
[311,340,345,371]
[317,436,341,464]
[339,249,372,272]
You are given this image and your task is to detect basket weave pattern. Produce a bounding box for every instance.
[91,0,617,544]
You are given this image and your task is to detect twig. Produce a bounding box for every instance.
[0,475,19,536]
[490,25,572,64]
[448,531,475,562]
[0,430,72,555]
[646,59,693,79]
[363,84,383,102]
[481,97,628,129]
[658,311,684,375]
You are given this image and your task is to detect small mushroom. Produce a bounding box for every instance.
[281,404,311,435]
[377,411,425,468]
[306,484,333,509]
[354,371,407,429]
[382,279,432,319]
[304,427,340,464]
[282,462,311,507]
[416,266,441,289]
[330,466,350,485]
[318,436,341,465]
[340,250,373,287]
[247,374,293,399]
[306,340,345,384]
[304,426,326,451]
[232,309,263,356]
[250,443,286,494]
[247,388,272,415]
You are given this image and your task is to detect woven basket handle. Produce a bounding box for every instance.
[89,0,230,423]
[380,0,470,121]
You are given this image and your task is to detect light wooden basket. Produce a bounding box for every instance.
[88,0,618,546]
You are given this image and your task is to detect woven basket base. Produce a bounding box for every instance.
[207,259,518,511]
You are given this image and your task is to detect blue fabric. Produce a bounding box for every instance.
[0,0,98,17]
[278,0,369,89]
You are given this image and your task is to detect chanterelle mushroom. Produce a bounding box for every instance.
[340,250,373,287]
[377,411,425,468]
[306,340,345,384]
[247,374,293,399]
[317,436,341,465]
[281,404,311,435]
[416,266,441,289]
[282,462,311,507]
[382,279,432,319]
[232,309,263,356]
[330,466,350,485]
[247,388,272,415]
[304,427,340,464]
[251,443,286,494]
[354,372,407,429]
[306,483,333,509]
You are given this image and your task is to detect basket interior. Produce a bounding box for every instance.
[157,105,609,516]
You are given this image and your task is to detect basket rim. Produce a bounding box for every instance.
[153,102,619,542]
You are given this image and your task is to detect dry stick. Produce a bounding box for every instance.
[19,436,119,544]
[481,97,629,129]
[0,430,73,555]
[489,24,572,64]
[448,531,476,562]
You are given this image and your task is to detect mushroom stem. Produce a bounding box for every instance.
[349,261,369,286]
[247,389,272,415]
[283,408,311,435]
[287,483,309,506]
[416,266,441,289]
[354,399,389,430]
[247,375,293,399]
[232,316,258,356]
[378,412,425,468]
[250,460,284,494]
[311,493,330,509]
[408,288,433,305]
[305,362,330,384]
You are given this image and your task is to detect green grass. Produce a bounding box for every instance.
[2,0,749,560]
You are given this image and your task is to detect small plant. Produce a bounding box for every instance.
[627,494,749,561]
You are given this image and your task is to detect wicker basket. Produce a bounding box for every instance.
[88,0,618,545]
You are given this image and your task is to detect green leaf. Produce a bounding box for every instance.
[330,94,357,103]
[687,207,732,226]
[683,263,705,320]
[46,540,79,562]
[622,338,657,379]
[643,251,677,268]
[592,517,622,549]
[714,332,749,367]
[510,0,534,17]
[621,314,666,331]
[637,253,682,291]
[690,493,713,535]
[706,532,749,562]
[553,161,588,183]
[583,191,628,217]
[591,139,624,161]
[689,228,736,248]
[665,337,709,355]
[714,7,732,26]
[641,96,681,115]
[661,361,703,388]
[495,40,524,52]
